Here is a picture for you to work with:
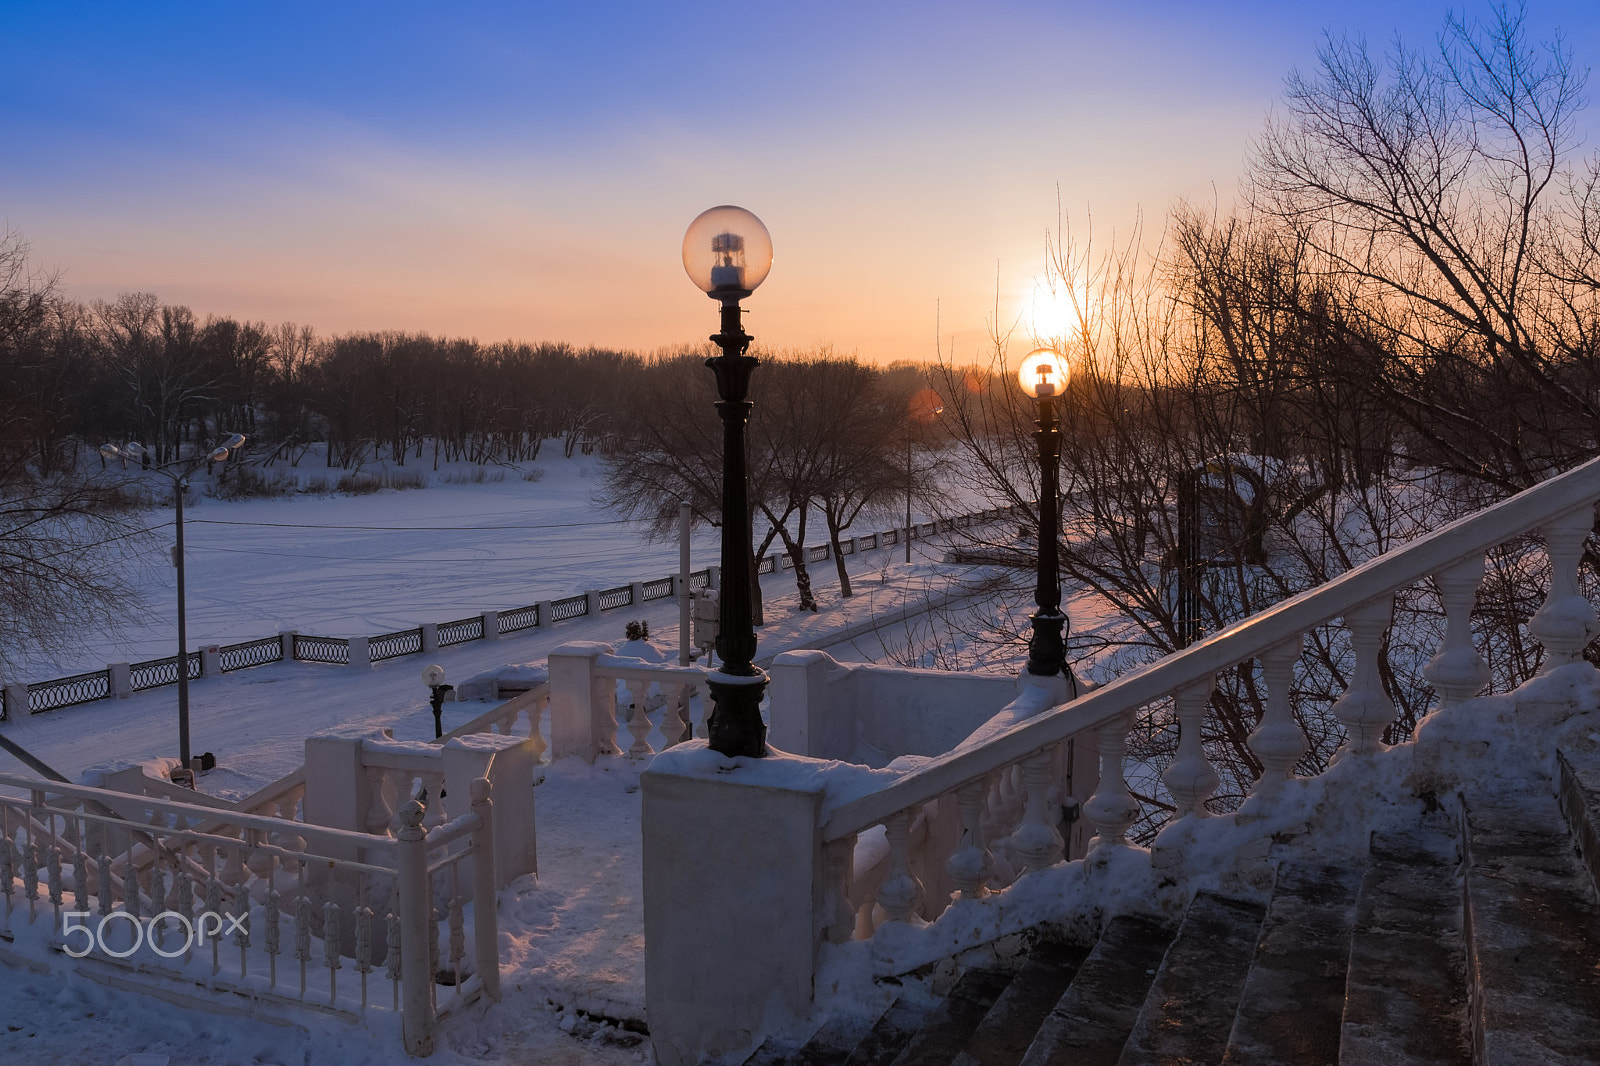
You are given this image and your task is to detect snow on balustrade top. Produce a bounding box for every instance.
[442,732,531,754]
[646,738,937,813]
[76,755,181,787]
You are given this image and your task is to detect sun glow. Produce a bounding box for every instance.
[1023,274,1089,347]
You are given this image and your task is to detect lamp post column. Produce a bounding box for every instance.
[705,298,768,757]
[173,474,193,772]
[1026,393,1068,678]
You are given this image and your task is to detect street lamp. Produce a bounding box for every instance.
[100,433,246,783]
[1016,349,1076,691]
[683,205,773,758]
[421,664,455,739]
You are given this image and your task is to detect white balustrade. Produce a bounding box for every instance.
[1248,636,1306,799]
[945,778,991,900]
[1012,752,1063,872]
[1083,712,1139,849]
[876,809,923,923]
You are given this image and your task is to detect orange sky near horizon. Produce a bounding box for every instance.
[6,2,1597,366]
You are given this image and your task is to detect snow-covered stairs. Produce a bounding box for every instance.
[749,745,1600,1066]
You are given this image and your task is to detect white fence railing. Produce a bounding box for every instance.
[0,770,500,1056]
[639,455,1600,1065]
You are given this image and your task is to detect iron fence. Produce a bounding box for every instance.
[27,669,111,713]
[500,603,541,633]
[129,653,200,692]
[758,555,777,575]
[293,634,350,665]
[371,627,424,662]
[807,544,829,563]
[689,568,712,591]
[641,576,676,601]
[550,594,588,622]
[219,636,284,672]
[437,616,485,647]
[597,584,633,611]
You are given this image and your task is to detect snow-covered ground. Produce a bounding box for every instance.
[2,461,1020,1066]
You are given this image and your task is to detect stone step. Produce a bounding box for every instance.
[1462,788,1600,1065]
[845,993,939,1066]
[1116,892,1267,1066]
[1221,860,1363,1066]
[1557,747,1600,896]
[1339,822,1472,1066]
[744,1003,893,1066]
[889,967,1015,1066]
[1019,915,1177,1066]
[952,939,1090,1066]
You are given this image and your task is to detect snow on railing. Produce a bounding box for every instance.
[0,771,500,1056]
[548,643,710,762]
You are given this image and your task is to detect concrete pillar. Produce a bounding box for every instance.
[200,644,221,677]
[643,750,827,1066]
[768,650,843,758]
[630,581,645,607]
[537,600,553,628]
[302,732,375,833]
[708,566,721,591]
[348,635,371,669]
[548,642,618,763]
[5,682,27,717]
[108,662,132,699]
[585,589,602,617]
[419,622,439,653]
[481,610,499,641]
[443,734,537,887]
[280,629,297,661]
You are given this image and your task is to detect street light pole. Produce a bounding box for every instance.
[1016,350,1075,688]
[683,206,774,758]
[102,434,245,782]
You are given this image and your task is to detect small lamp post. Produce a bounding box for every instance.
[682,205,773,758]
[1016,350,1076,690]
[101,433,246,783]
[421,664,454,739]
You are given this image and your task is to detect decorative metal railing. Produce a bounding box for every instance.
[128,653,201,692]
[292,634,350,665]
[370,628,424,662]
[597,585,633,611]
[550,594,589,622]
[26,670,112,713]
[437,616,484,647]
[498,604,541,634]
[219,636,284,672]
[641,576,676,601]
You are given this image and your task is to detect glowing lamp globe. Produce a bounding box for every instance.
[683,205,773,298]
[1018,348,1067,398]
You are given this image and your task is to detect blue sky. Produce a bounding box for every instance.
[4,2,1597,362]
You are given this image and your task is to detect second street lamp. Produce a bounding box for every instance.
[682,205,773,758]
[1016,349,1077,692]
[101,433,246,784]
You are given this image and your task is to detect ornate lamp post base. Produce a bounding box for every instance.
[706,673,769,757]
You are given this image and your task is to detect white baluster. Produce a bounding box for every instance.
[1332,597,1396,756]
[1163,675,1218,819]
[386,908,403,1011]
[447,888,465,990]
[265,889,281,987]
[821,835,857,942]
[73,848,89,912]
[528,696,549,764]
[366,766,395,835]
[1011,753,1064,872]
[1082,712,1139,849]
[1249,636,1307,800]
[324,900,342,1004]
[206,876,223,974]
[355,905,374,1010]
[234,883,251,979]
[96,848,113,919]
[147,860,165,953]
[1423,555,1491,707]
[625,679,653,758]
[47,845,63,927]
[220,833,246,886]
[945,779,991,899]
[667,684,694,748]
[1529,506,1600,673]
[294,893,313,997]
[23,840,38,920]
[1,835,14,932]
[875,810,923,923]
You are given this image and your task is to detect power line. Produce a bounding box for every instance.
[188,518,650,531]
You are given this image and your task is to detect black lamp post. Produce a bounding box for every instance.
[682,205,774,758]
[1016,349,1075,685]
[421,664,455,739]
[101,433,246,783]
